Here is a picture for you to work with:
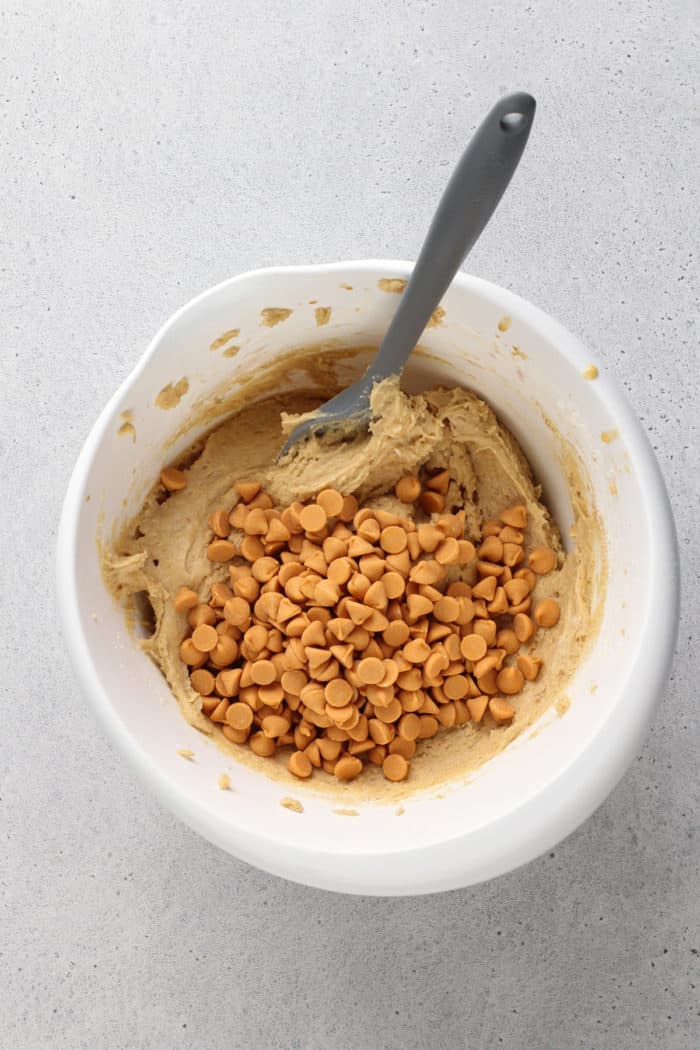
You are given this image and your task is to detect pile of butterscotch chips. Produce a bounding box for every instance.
[164,466,560,783]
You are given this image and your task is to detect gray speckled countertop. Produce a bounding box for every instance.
[3,2,698,1047]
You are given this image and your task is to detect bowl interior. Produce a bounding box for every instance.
[62,262,666,889]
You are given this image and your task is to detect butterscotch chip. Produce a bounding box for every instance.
[315,737,341,761]
[222,724,248,744]
[358,516,379,541]
[476,668,498,694]
[479,536,503,562]
[403,639,431,663]
[266,518,291,545]
[208,539,236,562]
[255,592,282,623]
[210,698,230,723]
[452,699,470,725]
[373,697,402,723]
[238,536,263,564]
[304,741,322,767]
[380,525,407,554]
[419,491,444,515]
[487,587,508,615]
[504,578,530,605]
[385,549,411,576]
[389,737,416,760]
[406,594,433,619]
[383,571,406,599]
[500,504,527,528]
[249,732,275,756]
[357,657,385,685]
[515,567,537,590]
[359,554,385,581]
[364,580,388,610]
[500,525,524,543]
[325,678,354,707]
[280,669,306,695]
[513,613,535,642]
[226,703,254,731]
[262,714,290,738]
[409,560,444,585]
[229,503,248,529]
[489,697,515,724]
[467,695,489,722]
[424,649,448,680]
[534,598,561,628]
[425,469,450,494]
[476,560,505,578]
[210,582,233,607]
[339,494,358,522]
[224,597,251,627]
[173,587,199,612]
[379,660,399,687]
[457,540,476,563]
[210,635,239,667]
[244,626,269,655]
[472,575,497,600]
[243,507,268,535]
[347,600,373,626]
[416,524,443,553]
[190,669,215,695]
[250,659,276,685]
[405,533,420,560]
[160,466,187,491]
[208,508,231,537]
[323,536,347,561]
[251,556,278,583]
[365,745,386,765]
[235,481,262,502]
[348,739,376,757]
[502,543,524,567]
[316,488,344,517]
[299,503,328,532]
[517,654,542,680]
[418,715,439,739]
[191,624,218,652]
[334,755,363,781]
[383,621,410,648]
[216,668,242,697]
[460,634,487,661]
[496,666,525,695]
[395,475,421,503]
[529,546,557,574]
[397,667,422,691]
[383,753,409,781]
[443,675,469,700]
[397,713,421,741]
[496,629,520,655]
[288,750,313,778]
[233,576,259,603]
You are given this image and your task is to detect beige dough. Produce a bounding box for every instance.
[104,370,603,801]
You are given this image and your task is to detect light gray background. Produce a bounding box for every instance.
[2,1,698,1047]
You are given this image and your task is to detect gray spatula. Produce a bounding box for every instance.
[279,92,536,459]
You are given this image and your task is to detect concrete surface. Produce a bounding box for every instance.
[2,1,698,1047]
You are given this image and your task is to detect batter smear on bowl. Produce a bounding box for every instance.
[105,377,598,788]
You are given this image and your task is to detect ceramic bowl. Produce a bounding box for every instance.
[57,261,679,895]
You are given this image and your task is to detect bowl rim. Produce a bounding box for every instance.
[56,260,680,894]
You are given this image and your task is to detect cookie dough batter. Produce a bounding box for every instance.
[105,373,601,797]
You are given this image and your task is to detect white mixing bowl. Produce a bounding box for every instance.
[56,261,679,895]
